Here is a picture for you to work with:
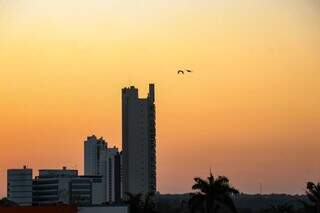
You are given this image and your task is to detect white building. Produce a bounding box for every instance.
[84,135,108,202]
[84,135,108,177]
[122,84,156,195]
[84,136,122,203]
[33,167,104,205]
[7,166,33,206]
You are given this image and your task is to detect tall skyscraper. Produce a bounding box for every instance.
[122,84,156,195]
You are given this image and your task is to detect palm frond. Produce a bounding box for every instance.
[192,177,210,193]
[190,172,240,213]
[306,182,320,204]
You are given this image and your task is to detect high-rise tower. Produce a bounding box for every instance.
[84,135,108,201]
[84,135,108,177]
[122,84,156,195]
[84,135,122,203]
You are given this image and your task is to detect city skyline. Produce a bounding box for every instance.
[0,0,320,197]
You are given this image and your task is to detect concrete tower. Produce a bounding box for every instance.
[122,84,156,195]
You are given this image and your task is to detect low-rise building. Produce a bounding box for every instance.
[70,176,104,205]
[7,166,33,206]
[32,167,104,205]
[32,167,78,205]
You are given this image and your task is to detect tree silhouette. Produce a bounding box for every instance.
[267,203,295,213]
[0,198,19,207]
[125,192,157,213]
[142,192,157,213]
[189,172,239,213]
[303,182,320,213]
[125,193,143,213]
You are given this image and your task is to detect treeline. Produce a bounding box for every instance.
[124,172,320,213]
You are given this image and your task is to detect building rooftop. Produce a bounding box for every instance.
[37,167,78,178]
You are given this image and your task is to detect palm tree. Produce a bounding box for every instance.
[304,182,320,213]
[189,172,239,213]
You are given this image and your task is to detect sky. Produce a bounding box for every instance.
[0,0,319,197]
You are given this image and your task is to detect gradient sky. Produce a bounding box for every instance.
[0,0,319,197]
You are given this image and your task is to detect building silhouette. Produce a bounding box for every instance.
[84,135,108,201]
[122,84,156,195]
[7,166,33,206]
[32,167,105,205]
[33,168,79,205]
[84,135,122,203]
[107,147,122,203]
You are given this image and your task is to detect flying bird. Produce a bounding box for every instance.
[177,70,185,74]
[186,69,193,73]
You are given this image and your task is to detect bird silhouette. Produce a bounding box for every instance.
[177,70,185,74]
[186,69,193,73]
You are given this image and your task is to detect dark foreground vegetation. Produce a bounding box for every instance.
[155,193,309,213]
[124,172,320,213]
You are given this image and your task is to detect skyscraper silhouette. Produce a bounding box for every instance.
[122,84,156,195]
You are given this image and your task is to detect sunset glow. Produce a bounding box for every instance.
[0,0,319,197]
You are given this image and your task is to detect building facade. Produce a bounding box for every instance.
[32,168,104,205]
[70,176,104,205]
[122,84,156,195]
[7,166,33,206]
[84,135,122,203]
[106,147,121,203]
[32,168,78,205]
[84,135,108,177]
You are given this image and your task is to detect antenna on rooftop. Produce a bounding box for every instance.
[259,182,263,195]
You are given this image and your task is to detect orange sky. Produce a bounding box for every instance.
[0,0,320,197]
